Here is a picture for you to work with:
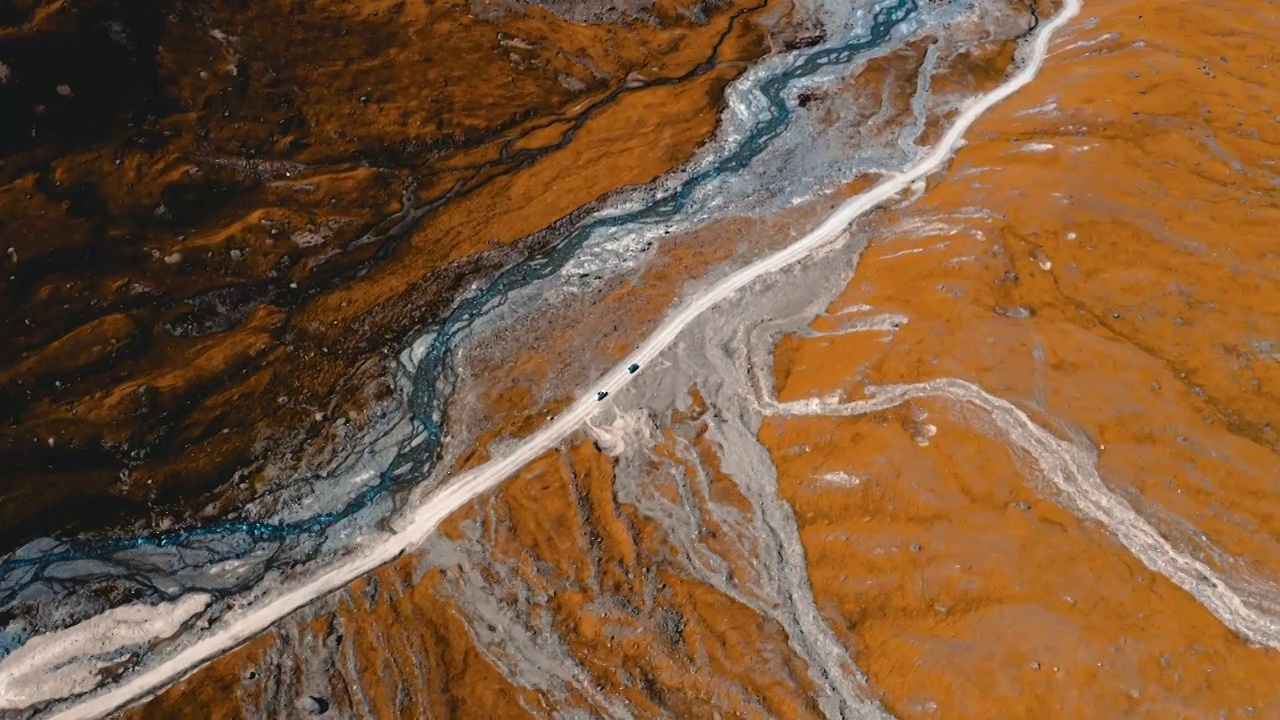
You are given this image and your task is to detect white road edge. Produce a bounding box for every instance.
[12,1,1081,716]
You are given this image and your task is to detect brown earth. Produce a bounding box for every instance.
[107,1,1028,717]
[100,0,1280,717]
[0,0,799,552]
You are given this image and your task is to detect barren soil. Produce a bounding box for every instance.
[77,0,1280,716]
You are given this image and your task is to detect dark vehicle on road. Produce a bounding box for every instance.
[597,391,608,401]
[628,363,640,374]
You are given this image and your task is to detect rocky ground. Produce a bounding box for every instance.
[9,0,1280,716]
[0,0,791,552]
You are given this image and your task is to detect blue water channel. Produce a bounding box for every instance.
[0,0,921,611]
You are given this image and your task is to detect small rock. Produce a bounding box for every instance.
[297,696,330,715]
[996,305,1034,319]
[1031,248,1052,270]
[910,543,922,552]
[1031,661,1041,670]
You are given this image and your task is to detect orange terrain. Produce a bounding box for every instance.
[105,0,1280,717]
[767,0,1280,716]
